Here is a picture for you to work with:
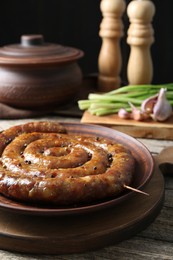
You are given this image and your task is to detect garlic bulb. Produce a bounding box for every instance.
[141,88,172,121]
[152,88,172,121]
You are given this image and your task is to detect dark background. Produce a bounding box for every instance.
[0,0,172,84]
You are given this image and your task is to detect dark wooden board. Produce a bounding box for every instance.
[0,159,164,254]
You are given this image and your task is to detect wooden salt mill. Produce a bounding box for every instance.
[127,0,155,85]
[98,0,126,92]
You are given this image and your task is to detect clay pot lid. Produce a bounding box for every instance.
[0,35,84,66]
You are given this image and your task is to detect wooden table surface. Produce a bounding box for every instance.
[0,115,173,260]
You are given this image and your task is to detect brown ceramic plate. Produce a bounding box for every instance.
[0,122,154,216]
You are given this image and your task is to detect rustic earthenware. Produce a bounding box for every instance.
[0,122,154,216]
[0,35,84,109]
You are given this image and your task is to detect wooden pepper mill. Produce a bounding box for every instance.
[127,0,155,85]
[98,0,126,92]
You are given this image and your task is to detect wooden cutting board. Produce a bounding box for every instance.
[0,157,164,254]
[81,111,173,140]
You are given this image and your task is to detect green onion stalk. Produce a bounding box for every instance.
[78,83,173,116]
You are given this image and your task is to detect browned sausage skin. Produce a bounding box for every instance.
[0,121,135,205]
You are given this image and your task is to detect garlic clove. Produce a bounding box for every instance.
[141,93,158,114]
[118,108,131,119]
[151,88,172,121]
[128,102,150,121]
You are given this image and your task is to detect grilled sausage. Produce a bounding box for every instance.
[0,121,135,205]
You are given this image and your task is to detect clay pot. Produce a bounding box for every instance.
[0,35,84,109]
